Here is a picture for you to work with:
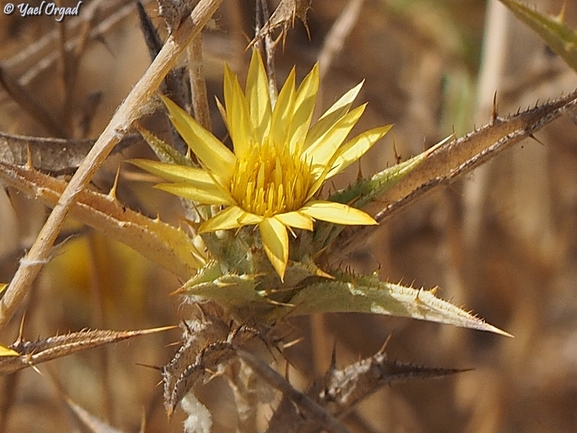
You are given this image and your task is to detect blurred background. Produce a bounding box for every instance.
[1,0,577,431]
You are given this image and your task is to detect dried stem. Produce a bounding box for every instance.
[318,0,364,82]
[0,0,224,330]
[0,68,68,138]
[2,0,138,87]
[236,348,351,433]
[187,35,212,130]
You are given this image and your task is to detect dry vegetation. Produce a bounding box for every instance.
[1,0,577,432]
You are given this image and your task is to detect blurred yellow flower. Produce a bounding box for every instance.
[133,51,391,278]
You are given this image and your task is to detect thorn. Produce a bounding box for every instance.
[25,144,33,168]
[392,139,401,164]
[135,362,163,371]
[491,92,498,123]
[378,331,394,354]
[108,165,121,200]
[282,337,303,349]
[415,288,424,303]
[558,0,567,23]
[329,340,338,371]
[528,134,546,146]
[16,312,26,346]
[204,367,219,382]
[166,406,174,422]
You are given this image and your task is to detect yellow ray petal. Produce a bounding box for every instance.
[288,63,319,153]
[275,211,314,231]
[270,67,296,147]
[304,81,364,151]
[224,63,256,157]
[0,345,18,357]
[130,159,211,183]
[304,104,367,170]
[300,201,377,225]
[200,206,263,233]
[161,95,236,183]
[246,49,272,143]
[327,125,393,178]
[259,217,289,279]
[156,182,234,205]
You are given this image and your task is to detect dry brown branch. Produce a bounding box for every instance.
[0,131,138,173]
[237,347,351,433]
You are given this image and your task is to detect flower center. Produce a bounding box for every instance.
[230,141,313,217]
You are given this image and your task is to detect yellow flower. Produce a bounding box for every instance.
[133,51,391,279]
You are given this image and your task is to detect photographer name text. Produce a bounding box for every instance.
[3,1,83,21]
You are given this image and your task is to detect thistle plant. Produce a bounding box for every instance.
[1,0,577,432]
[127,48,509,333]
[128,46,515,425]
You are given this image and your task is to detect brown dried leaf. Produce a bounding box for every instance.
[378,90,577,219]
[0,132,138,174]
[0,162,204,279]
[336,89,577,254]
[162,313,230,418]
[266,345,467,433]
[320,348,469,415]
[238,348,351,433]
[0,326,174,375]
[163,313,263,418]
[251,0,312,46]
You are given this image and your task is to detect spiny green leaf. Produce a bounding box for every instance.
[274,271,511,336]
[177,263,262,308]
[500,0,577,72]
[177,259,327,317]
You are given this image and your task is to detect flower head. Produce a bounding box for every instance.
[134,51,391,278]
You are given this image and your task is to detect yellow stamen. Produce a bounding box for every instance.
[230,141,313,217]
